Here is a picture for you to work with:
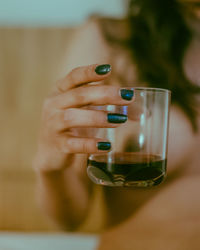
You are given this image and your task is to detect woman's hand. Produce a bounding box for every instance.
[34,64,134,173]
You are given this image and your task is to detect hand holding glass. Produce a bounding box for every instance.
[87,87,171,187]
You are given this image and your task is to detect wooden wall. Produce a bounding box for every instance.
[0,27,74,231]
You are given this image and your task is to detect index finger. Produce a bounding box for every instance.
[55,64,111,93]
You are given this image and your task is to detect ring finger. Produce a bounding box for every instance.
[51,108,128,132]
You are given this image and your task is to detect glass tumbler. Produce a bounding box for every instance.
[87,87,171,187]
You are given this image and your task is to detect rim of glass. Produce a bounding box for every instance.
[125,87,171,93]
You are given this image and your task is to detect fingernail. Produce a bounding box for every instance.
[120,89,134,101]
[97,142,111,150]
[107,113,127,123]
[95,64,111,75]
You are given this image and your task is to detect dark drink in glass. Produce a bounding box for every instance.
[88,153,166,187]
[87,87,171,187]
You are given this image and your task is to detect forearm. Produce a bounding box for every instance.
[33,62,132,231]
[35,156,92,231]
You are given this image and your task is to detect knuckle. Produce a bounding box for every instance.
[81,141,88,152]
[83,66,91,79]
[55,78,64,92]
[63,139,73,153]
[63,137,96,153]
[98,86,111,102]
[90,115,98,125]
[52,113,63,132]
[67,72,75,85]
[44,112,56,130]
[75,90,85,103]
[68,67,81,83]
[82,140,93,152]
[92,111,104,125]
[63,109,75,126]
[42,101,61,131]
[43,98,52,111]
[70,67,78,77]
[42,98,54,121]
[67,139,92,153]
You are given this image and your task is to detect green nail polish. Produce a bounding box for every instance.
[97,142,111,150]
[95,64,111,75]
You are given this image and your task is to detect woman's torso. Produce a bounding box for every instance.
[93,17,200,229]
[72,16,200,232]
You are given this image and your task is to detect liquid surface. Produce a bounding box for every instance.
[87,153,166,187]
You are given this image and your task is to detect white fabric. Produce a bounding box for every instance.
[0,233,99,250]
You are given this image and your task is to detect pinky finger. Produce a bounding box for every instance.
[61,136,111,154]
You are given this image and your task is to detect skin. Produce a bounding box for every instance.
[33,5,200,249]
[33,64,135,230]
[178,0,200,18]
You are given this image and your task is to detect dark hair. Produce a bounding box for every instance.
[127,0,200,131]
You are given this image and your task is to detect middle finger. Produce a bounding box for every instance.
[52,85,134,109]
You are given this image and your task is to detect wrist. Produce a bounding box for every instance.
[33,152,65,175]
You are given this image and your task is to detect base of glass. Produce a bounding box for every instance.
[87,166,166,187]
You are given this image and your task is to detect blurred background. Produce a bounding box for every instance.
[0,0,126,27]
[0,0,125,232]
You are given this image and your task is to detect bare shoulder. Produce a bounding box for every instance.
[62,17,111,72]
[57,16,132,82]
[71,16,130,56]
[56,17,111,77]
[99,175,200,250]
[167,105,200,172]
[144,175,200,221]
[133,175,200,247]
[73,17,107,48]
[95,16,131,41]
